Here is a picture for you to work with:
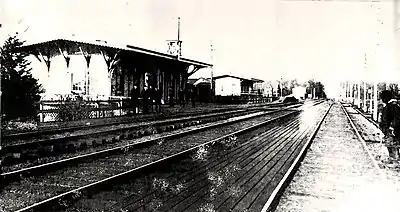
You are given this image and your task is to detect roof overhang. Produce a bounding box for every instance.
[213,75,264,83]
[16,38,213,69]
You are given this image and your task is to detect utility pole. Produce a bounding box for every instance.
[358,81,361,108]
[350,82,353,104]
[210,42,215,102]
[166,17,182,58]
[177,17,182,58]
[373,3,382,121]
[363,53,368,112]
[0,55,2,190]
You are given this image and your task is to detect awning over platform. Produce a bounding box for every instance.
[17,38,213,70]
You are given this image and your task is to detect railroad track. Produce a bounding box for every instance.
[3,102,296,141]
[341,104,382,143]
[0,100,326,212]
[264,101,385,212]
[2,102,303,154]
[260,101,382,212]
[1,102,314,174]
[1,106,288,166]
[2,106,303,183]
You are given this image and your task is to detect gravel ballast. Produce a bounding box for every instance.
[0,109,295,211]
[59,102,330,212]
[275,103,400,212]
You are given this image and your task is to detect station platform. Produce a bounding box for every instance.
[274,103,400,212]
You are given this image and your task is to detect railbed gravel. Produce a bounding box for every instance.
[3,108,260,146]
[3,110,262,172]
[61,102,329,212]
[275,103,381,212]
[0,109,298,211]
[343,106,400,191]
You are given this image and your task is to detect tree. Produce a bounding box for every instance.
[388,83,399,98]
[277,83,281,97]
[289,79,299,93]
[305,79,326,99]
[1,35,44,121]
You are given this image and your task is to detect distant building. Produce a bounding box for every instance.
[213,75,264,97]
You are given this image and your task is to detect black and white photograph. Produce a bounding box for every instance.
[1,0,400,211]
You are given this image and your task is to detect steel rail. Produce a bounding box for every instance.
[2,107,268,153]
[350,105,380,129]
[3,102,295,140]
[340,103,386,180]
[2,105,306,184]
[123,115,305,211]
[13,103,317,212]
[3,101,310,154]
[261,102,333,212]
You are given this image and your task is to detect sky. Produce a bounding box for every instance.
[0,0,398,98]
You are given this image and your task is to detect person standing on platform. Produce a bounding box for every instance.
[379,90,400,163]
[154,87,162,114]
[178,88,185,108]
[190,87,196,108]
[142,86,150,114]
[186,88,190,106]
[148,86,154,113]
[168,86,174,107]
[130,85,139,115]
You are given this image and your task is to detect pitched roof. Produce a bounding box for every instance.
[18,38,212,68]
[213,74,264,83]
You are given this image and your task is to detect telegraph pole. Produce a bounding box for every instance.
[363,53,368,112]
[0,50,2,190]
[166,17,182,58]
[373,3,382,121]
[358,81,361,108]
[177,17,182,58]
[210,42,215,102]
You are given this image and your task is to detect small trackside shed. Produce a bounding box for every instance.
[213,75,264,96]
[213,75,264,103]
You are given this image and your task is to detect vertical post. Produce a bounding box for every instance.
[210,42,214,103]
[373,82,378,121]
[358,81,361,108]
[178,17,182,57]
[0,73,2,190]
[70,73,73,92]
[364,81,367,112]
[350,82,353,103]
[313,88,316,99]
[370,87,373,114]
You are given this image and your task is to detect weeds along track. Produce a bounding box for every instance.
[342,104,382,143]
[3,102,296,141]
[2,109,294,183]
[2,106,285,168]
[0,100,325,212]
[1,102,316,174]
[3,106,268,149]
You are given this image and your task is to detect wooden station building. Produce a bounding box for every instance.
[17,38,212,103]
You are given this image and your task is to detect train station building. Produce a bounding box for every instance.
[17,37,212,102]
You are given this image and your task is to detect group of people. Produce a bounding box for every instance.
[168,87,196,108]
[131,85,197,115]
[379,90,400,165]
[130,85,162,114]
